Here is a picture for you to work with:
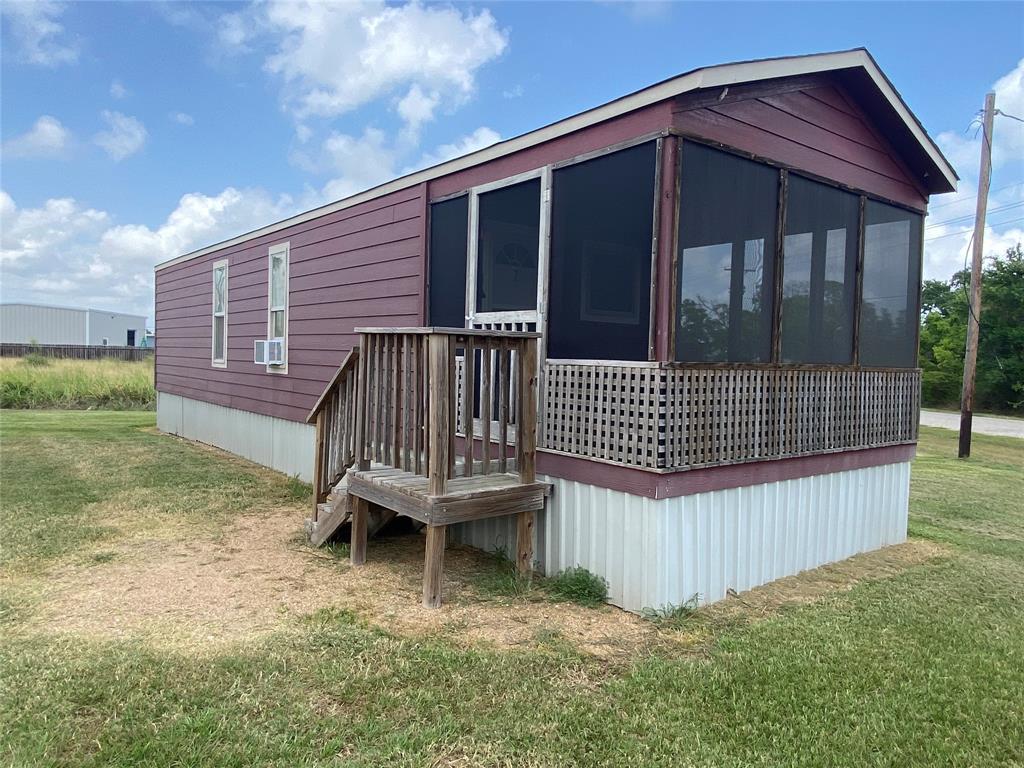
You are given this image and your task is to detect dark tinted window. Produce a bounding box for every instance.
[859,200,922,367]
[476,178,540,312]
[547,142,657,360]
[781,176,859,364]
[428,196,468,328]
[675,142,778,362]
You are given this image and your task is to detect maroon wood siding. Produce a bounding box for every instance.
[155,186,426,423]
[673,77,928,211]
[428,102,673,199]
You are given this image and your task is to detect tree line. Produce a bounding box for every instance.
[919,244,1023,413]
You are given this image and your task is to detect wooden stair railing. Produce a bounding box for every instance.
[306,347,360,543]
[347,327,546,607]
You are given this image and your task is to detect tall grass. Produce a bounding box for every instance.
[0,357,155,410]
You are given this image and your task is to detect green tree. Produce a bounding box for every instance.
[919,244,1024,412]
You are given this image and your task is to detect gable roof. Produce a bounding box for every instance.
[156,47,957,272]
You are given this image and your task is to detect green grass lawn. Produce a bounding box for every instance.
[1,412,1022,767]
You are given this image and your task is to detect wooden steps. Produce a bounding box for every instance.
[307,475,399,547]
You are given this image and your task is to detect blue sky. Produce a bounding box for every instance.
[2,1,1022,324]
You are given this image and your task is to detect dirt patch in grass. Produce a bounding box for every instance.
[16,509,653,658]
[14,507,949,660]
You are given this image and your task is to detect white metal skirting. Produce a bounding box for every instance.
[450,462,911,613]
[156,392,315,481]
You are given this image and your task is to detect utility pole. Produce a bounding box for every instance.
[958,91,996,459]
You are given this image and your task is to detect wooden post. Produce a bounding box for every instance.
[423,524,446,608]
[959,91,996,459]
[515,338,538,575]
[428,333,451,496]
[350,496,368,565]
[516,510,534,576]
[516,338,538,483]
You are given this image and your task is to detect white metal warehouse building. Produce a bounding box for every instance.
[0,303,148,346]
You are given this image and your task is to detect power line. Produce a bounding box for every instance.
[928,181,1023,212]
[923,215,1024,243]
[926,200,1024,229]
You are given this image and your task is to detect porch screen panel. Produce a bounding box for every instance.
[428,196,469,328]
[547,142,656,360]
[476,178,541,313]
[859,200,922,367]
[781,175,859,364]
[675,142,778,363]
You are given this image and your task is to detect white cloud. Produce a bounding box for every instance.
[1,0,79,67]
[313,128,398,202]
[229,0,507,130]
[0,187,296,321]
[109,79,128,99]
[2,115,71,158]
[925,58,1024,282]
[93,110,147,161]
[170,111,195,126]
[935,58,1024,174]
[396,84,441,139]
[502,84,523,100]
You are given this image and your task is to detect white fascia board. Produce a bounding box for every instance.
[155,49,955,274]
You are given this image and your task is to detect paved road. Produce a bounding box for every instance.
[920,409,1024,439]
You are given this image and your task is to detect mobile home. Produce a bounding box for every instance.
[155,49,956,611]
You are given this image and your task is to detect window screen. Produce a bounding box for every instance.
[429,196,468,328]
[859,200,922,367]
[547,142,656,360]
[780,175,859,364]
[476,178,540,313]
[675,142,778,362]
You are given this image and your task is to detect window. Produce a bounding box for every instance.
[780,176,859,364]
[675,142,778,362]
[859,201,922,367]
[548,142,657,360]
[428,196,468,327]
[476,178,541,313]
[212,259,228,367]
[267,243,289,372]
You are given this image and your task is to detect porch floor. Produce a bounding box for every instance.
[347,468,550,527]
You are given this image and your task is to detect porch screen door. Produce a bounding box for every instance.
[465,167,550,336]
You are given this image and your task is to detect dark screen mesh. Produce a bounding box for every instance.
[476,179,541,312]
[547,142,657,360]
[675,142,778,363]
[781,175,859,364]
[859,200,922,367]
[428,196,468,328]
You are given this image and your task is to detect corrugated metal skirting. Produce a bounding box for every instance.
[451,462,911,613]
[157,392,315,481]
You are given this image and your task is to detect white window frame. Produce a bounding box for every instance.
[266,242,289,374]
[211,258,229,368]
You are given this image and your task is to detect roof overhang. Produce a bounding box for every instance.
[156,47,957,273]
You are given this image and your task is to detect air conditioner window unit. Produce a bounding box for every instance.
[254,338,286,365]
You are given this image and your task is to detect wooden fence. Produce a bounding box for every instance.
[0,343,152,361]
[541,363,921,471]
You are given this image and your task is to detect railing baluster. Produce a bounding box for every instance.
[480,341,491,475]
[498,342,510,474]
[463,338,475,477]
